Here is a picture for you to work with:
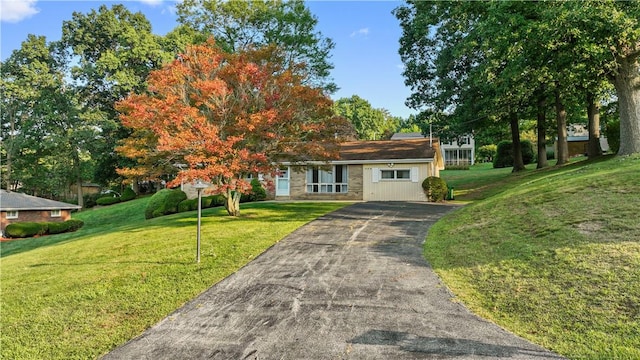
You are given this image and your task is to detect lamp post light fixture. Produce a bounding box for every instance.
[193,180,208,263]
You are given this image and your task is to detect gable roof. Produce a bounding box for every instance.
[390,132,424,140]
[0,190,82,211]
[337,138,438,162]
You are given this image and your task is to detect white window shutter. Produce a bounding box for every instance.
[411,167,419,182]
[372,168,380,183]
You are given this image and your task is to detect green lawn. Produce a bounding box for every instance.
[432,155,640,359]
[0,200,350,359]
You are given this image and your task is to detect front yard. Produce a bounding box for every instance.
[0,200,350,359]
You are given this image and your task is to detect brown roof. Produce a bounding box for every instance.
[338,138,438,162]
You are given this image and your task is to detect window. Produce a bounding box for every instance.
[51,210,61,218]
[381,169,411,180]
[445,149,471,165]
[6,211,18,219]
[306,165,348,193]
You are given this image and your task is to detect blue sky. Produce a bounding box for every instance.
[0,0,415,119]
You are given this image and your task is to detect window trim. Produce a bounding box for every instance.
[6,210,18,219]
[380,169,412,181]
[306,165,348,194]
[51,209,62,218]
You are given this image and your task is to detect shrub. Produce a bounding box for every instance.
[249,178,267,201]
[493,141,513,168]
[178,198,198,213]
[120,187,137,202]
[82,193,101,208]
[178,194,225,214]
[96,196,121,206]
[477,144,497,163]
[47,222,70,234]
[422,176,448,202]
[493,140,536,168]
[4,219,83,238]
[5,222,48,238]
[521,140,536,164]
[145,189,187,219]
[65,219,84,232]
[604,119,620,154]
[547,149,555,160]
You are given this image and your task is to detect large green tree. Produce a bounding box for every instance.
[395,0,640,165]
[176,0,336,93]
[333,95,400,140]
[61,4,169,186]
[1,35,97,204]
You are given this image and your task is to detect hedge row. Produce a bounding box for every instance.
[4,219,84,238]
[145,179,268,219]
[96,187,137,206]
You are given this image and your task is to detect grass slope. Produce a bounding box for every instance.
[432,156,640,359]
[0,200,350,359]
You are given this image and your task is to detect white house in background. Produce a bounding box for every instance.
[391,132,475,166]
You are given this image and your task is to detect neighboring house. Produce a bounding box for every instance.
[391,132,475,166]
[69,183,102,196]
[440,135,475,166]
[551,124,610,157]
[0,190,81,236]
[276,138,444,201]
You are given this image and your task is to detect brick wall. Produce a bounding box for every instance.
[1,210,70,234]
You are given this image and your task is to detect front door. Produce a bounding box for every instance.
[275,167,290,196]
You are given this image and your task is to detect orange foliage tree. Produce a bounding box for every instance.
[116,39,349,216]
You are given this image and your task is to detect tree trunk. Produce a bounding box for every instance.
[224,188,241,216]
[4,111,15,190]
[586,91,603,157]
[555,88,569,165]
[72,149,84,208]
[536,88,549,169]
[613,55,640,155]
[510,112,525,172]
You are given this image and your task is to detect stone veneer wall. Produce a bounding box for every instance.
[284,164,363,201]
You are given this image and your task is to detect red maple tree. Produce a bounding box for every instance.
[116,39,349,215]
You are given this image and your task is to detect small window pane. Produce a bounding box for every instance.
[6,211,18,219]
[381,170,395,179]
[397,170,411,179]
[51,210,61,218]
[320,170,333,183]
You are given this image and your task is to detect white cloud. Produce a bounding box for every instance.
[138,0,164,6]
[350,28,369,38]
[0,0,39,23]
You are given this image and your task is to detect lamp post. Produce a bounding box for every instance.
[193,180,208,263]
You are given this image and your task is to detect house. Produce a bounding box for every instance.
[0,190,81,236]
[440,135,475,166]
[551,124,611,157]
[275,138,444,201]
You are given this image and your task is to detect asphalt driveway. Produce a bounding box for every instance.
[103,202,564,360]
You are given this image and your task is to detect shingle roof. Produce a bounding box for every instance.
[389,132,424,140]
[338,138,438,162]
[0,190,82,211]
